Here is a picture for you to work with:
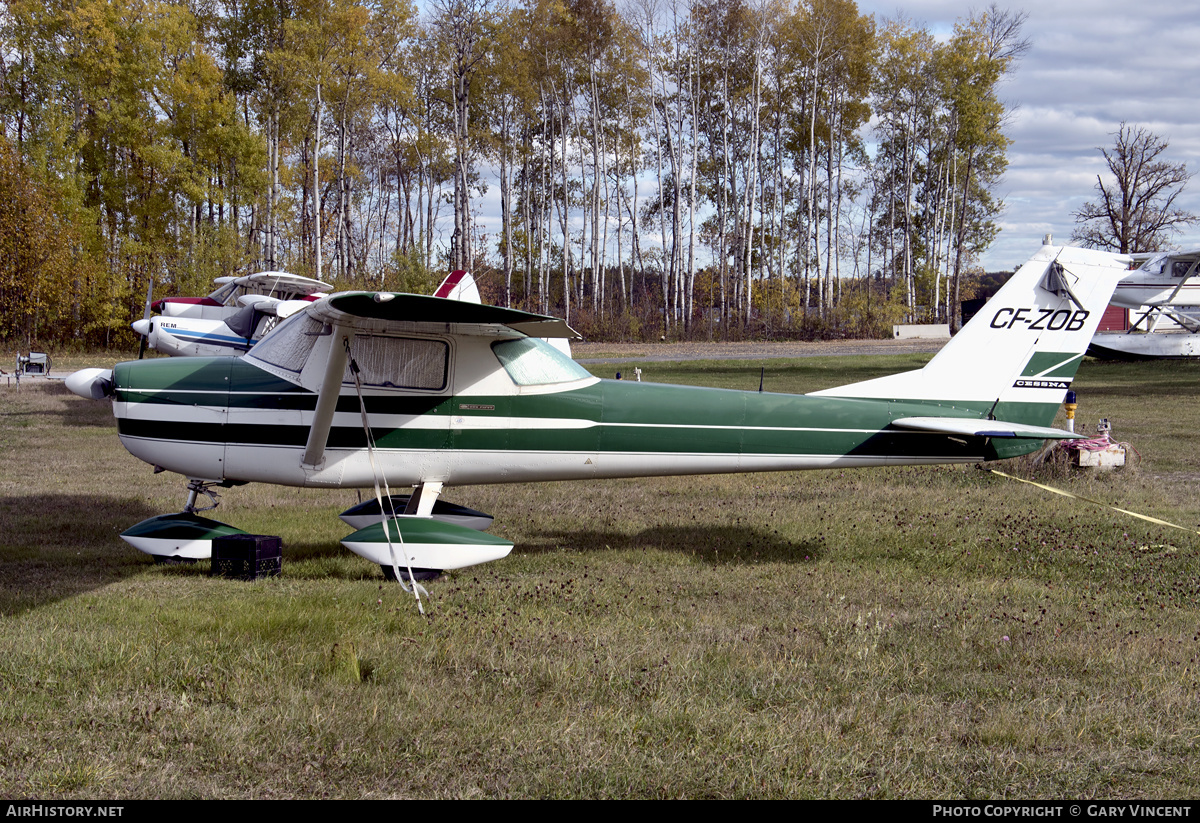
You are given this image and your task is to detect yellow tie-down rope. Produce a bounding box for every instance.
[988,469,1200,536]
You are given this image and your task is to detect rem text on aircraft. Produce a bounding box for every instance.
[131,271,333,358]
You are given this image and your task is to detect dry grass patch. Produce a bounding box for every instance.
[1,354,1199,797]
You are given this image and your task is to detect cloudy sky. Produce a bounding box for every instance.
[452,1,1200,274]
[856,0,1200,269]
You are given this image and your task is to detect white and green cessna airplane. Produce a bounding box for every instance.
[66,243,1131,579]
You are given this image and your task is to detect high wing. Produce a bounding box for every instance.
[309,292,580,339]
[1129,249,1200,267]
[219,271,333,300]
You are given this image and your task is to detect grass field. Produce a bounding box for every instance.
[2,352,1199,798]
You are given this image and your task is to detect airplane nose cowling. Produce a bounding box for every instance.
[65,368,114,400]
[131,318,152,337]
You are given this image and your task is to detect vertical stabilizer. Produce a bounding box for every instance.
[811,245,1131,425]
[434,270,482,303]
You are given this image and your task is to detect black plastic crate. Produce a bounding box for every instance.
[211,534,282,580]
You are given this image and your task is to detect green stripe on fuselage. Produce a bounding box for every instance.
[113,359,1046,461]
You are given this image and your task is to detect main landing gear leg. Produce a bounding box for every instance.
[402,480,444,517]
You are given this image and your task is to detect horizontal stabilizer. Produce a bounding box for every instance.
[891,417,1077,440]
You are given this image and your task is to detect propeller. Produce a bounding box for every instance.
[135,277,154,358]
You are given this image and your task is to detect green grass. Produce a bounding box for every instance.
[2,354,1200,797]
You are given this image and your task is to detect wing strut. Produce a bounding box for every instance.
[302,325,353,469]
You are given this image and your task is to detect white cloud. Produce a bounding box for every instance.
[860,0,1200,266]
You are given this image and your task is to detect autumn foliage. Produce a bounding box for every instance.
[0,0,1029,346]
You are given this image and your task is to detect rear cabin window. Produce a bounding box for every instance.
[249,312,325,373]
[344,336,448,390]
[492,338,590,386]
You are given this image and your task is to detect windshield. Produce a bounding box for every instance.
[206,281,241,306]
[492,337,591,386]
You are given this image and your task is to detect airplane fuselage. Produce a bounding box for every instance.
[1111,254,1200,309]
[112,352,1034,491]
[135,316,258,357]
[70,243,1134,571]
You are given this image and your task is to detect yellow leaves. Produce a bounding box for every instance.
[0,137,79,343]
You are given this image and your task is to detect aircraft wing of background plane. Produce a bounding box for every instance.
[68,243,1131,582]
[223,271,334,297]
[1128,249,1200,267]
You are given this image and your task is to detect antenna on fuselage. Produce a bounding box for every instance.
[758,367,764,393]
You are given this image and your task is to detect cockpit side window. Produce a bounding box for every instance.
[206,281,240,306]
[343,336,449,390]
[248,312,326,373]
[492,337,591,386]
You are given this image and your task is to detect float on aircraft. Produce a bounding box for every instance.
[1089,248,1200,359]
[67,243,1130,581]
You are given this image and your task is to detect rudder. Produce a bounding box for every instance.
[812,243,1131,426]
